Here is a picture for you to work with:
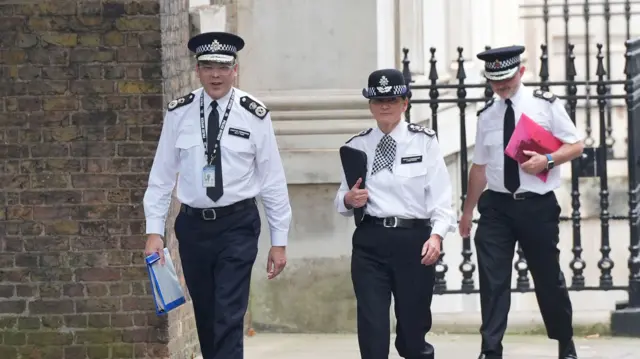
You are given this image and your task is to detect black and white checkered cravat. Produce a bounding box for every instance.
[371,134,396,175]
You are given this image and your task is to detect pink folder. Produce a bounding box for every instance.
[504,113,563,182]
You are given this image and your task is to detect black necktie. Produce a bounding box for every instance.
[207,101,223,201]
[503,99,520,193]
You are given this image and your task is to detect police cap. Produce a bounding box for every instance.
[362,68,409,99]
[476,45,525,81]
[187,31,245,64]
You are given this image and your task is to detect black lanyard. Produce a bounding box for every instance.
[199,89,235,164]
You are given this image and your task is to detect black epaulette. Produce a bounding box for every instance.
[240,96,269,119]
[167,93,195,111]
[407,122,435,137]
[533,89,557,103]
[476,98,495,117]
[345,128,373,144]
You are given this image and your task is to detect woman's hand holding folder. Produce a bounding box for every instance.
[344,178,368,208]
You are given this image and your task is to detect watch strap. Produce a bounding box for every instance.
[545,154,554,169]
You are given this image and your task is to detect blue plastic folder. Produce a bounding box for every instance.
[145,248,186,315]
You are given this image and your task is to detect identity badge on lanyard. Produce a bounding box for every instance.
[200,89,235,188]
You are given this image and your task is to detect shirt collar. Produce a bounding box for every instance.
[203,87,235,111]
[373,119,407,143]
[503,83,527,106]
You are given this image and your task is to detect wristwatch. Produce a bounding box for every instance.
[545,154,555,170]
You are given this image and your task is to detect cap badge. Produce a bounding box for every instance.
[377,76,391,94]
[211,40,222,52]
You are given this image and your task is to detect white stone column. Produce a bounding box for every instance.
[236,0,380,93]
[445,0,473,66]
[231,0,400,333]
[469,0,493,81]
[490,0,526,47]
[377,0,396,69]
[233,0,390,155]
[423,0,448,77]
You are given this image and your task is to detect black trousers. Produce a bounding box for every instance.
[351,223,436,359]
[474,190,573,358]
[174,203,261,359]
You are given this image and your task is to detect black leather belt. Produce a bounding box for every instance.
[489,190,551,200]
[180,198,256,221]
[362,215,431,228]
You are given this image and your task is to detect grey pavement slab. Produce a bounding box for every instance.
[244,333,640,358]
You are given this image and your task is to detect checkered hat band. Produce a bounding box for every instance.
[366,85,407,97]
[196,43,238,54]
[485,55,520,70]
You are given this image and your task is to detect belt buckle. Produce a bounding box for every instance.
[383,217,398,228]
[512,192,525,201]
[201,208,217,220]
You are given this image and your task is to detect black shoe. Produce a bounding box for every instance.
[477,354,502,359]
[559,339,578,359]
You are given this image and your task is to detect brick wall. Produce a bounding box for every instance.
[160,0,202,357]
[0,1,200,358]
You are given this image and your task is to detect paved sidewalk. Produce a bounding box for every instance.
[244,333,639,358]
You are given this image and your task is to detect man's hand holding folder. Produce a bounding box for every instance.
[145,248,186,315]
[505,113,563,182]
[145,234,165,264]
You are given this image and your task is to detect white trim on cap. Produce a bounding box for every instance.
[483,67,519,81]
[197,54,235,63]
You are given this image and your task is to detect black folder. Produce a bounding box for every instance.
[339,146,368,226]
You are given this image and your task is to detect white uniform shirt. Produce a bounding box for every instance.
[334,122,457,240]
[473,85,581,194]
[143,87,292,246]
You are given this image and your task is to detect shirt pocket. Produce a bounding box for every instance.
[395,156,428,178]
[175,132,201,157]
[483,130,503,160]
[221,127,254,155]
[175,132,202,184]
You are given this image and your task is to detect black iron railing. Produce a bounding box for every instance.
[398,38,640,309]
[519,0,640,159]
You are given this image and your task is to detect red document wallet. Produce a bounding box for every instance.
[504,113,563,182]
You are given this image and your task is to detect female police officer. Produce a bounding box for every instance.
[334,68,457,359]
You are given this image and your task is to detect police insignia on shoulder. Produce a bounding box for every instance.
[346,128,373,144]
[167,93,195,111]
[240,96,269,119]
[476,98,495,116]
[408,123,436,136]
[533,89,557,102]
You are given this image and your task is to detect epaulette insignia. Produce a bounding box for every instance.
[476,98,495,117]
[240,96,269,119]
[167,93,195,111]
[408,123,435,136]
[533,89,557,103]
[345,128,373,144]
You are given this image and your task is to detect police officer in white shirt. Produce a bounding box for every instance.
[458,45,584,359]
[142,31,292,359]
[335,69,457,359]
